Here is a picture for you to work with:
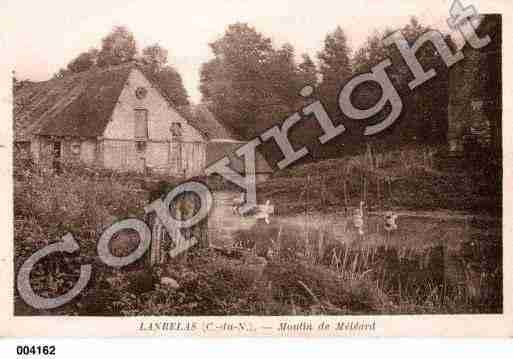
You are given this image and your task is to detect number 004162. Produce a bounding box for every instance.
[16,345,56,356]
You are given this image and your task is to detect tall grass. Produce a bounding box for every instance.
[14,156,149,315]
[259,145,499,215]
[232,211,502,314]
[13,148,501,316]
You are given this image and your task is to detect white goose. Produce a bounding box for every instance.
[353,201,365,236]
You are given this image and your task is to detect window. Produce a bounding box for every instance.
[135,87,148,100]
[170,122,182,138]
[71,141,81,155]
[53,141,61,158]
[136,141,147,152]
[134,109,149,140]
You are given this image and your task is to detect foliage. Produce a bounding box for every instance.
[138,43,189,107]
[351,17,451,147]
[141,43,168,71]
[317,26,352,113]
[13,149,500,315]
[200,17,455,164]
[97,26,138,67]
[53,68,71,80]
[13,157,149,315]
[199,23,307,139]
[67,49,98,73]
[150,65,189,107]
[297,54,318,87]
[258,145,500,215]
[50,27,190,106]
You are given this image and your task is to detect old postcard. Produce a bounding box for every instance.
[1,0,512,338]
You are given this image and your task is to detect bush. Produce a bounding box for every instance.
[14,157,149,315]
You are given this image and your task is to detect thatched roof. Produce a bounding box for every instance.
[13,63,228,142]
[14,64,134,141]
[206,139,273,174]
[14,62,273,175]
[190,104,235,140]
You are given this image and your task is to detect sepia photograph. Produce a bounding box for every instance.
[2,0,511,339]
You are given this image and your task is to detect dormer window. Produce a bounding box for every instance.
[134,109,149,140]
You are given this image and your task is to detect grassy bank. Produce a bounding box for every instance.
[13,145,501,315]
[14,159,149,315]
[257,146,500,216]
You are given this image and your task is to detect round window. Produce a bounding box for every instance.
[135,87,148,100]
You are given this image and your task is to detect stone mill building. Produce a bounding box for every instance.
[14,63,273,181]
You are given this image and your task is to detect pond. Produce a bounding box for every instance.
[209,191,502,313]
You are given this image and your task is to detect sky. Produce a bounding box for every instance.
[1,0,499,103]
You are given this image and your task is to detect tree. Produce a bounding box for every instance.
[351,17,450,148]
[297,54,318,87]
[67,48,98,73]
[142,43,168,72]
[317,26,352,114]
[138,43,187,105]
[200,23,277,138]
[151,65,189,107]
[199,23,311,141]
[266,43,301,107]
[97,26,137,67]
[53,68,71,79]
